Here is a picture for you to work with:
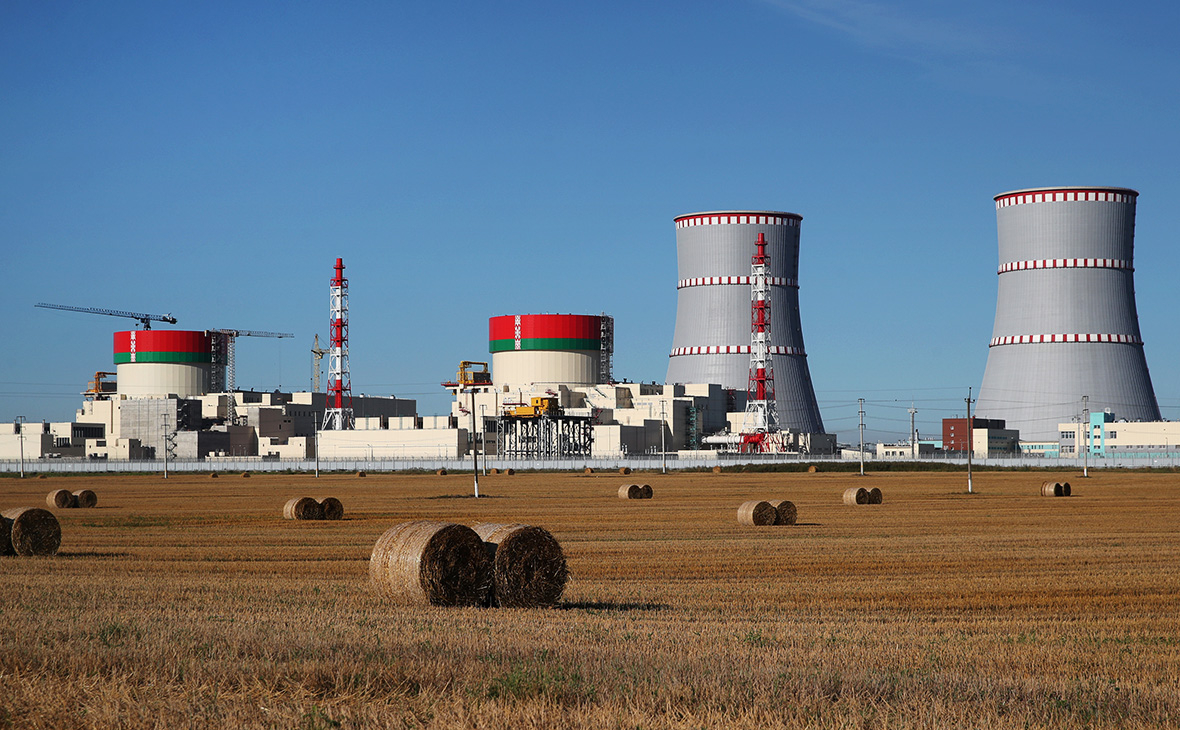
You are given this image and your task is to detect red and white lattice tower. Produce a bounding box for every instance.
[322,257,354,430]
[743,233,780,446]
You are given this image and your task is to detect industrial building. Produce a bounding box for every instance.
[975,187,1161,442]
[665,211,826,435]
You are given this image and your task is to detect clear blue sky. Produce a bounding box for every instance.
[2,0,1177,444]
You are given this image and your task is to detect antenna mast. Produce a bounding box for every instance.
[743,233,779,444]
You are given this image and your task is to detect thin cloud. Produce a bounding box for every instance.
[758,0,1000,59]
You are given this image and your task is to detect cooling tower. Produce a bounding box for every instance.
[975,187,1160,441]
[666,211,825,433]
[114,330,212,398]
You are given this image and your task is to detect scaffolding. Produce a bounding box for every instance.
[497,414,593,459]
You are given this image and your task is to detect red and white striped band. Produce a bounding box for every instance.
[675,214,800,228]
[995,190,1135,209]
[677,276,798,289]
[670,345,807,356]
[989,333,1142,347]
[998,258,1133,274]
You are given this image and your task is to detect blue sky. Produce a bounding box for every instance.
[2,0,1177,444]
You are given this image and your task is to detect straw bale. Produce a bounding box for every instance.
[490,468,500,475]
[1,508,61,556]
[369,520,491,606]
[618,484,642,500]
[317,497,344,520]
[72,489,98,509]
[769,499,797,525]
[356,471,367,478]
[505,468,515,475]
[712,466,722,474]
[209,472,219,478]
[583,467,593,474]
[0,516,11,556]
[241,472,251,478]
[640,484,653,499]
[474,523,568,608]
[737,500,776,526]
[47,489,76,509]
[436,468,447,476]
[1061,481,1072,497]
[867,487,883,505]
[807,465,819,473]
[843,487,869,505]
[1041,481,1063,497]
[619,467,631,475]
[283,496,322,520]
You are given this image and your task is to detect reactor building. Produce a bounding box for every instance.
[975,186,1161,441]
[665,211,825,434]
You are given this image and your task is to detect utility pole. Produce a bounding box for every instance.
[15,416,26,479]
[314,429,320,477]
[469,388,480,498]
[858,398,865,477]
[909,403,917,460]
[965,387,975,493]
[1082,395,1089,478]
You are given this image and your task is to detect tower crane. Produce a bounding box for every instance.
[207,328,294,392]
[35,302,177,329]
[311,334,329,392]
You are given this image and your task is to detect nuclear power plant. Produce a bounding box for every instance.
[666,211,825,434]
[975,187,1162,441]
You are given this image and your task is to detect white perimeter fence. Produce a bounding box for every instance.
[2,453,1177,475]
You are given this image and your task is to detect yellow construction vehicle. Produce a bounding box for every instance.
[507,396,559,418]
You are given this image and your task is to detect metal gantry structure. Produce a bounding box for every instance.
[310,334,329,392]
[742,232,780,448]
[322,257,353,430]
[35,302,177,329]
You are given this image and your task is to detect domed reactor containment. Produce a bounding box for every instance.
[975,187,1161,441]
[665,211,825,434]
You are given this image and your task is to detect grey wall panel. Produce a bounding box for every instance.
[665,211,824,433]
[976,188,1160,441]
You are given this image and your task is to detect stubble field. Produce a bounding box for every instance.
[1,468,1178,729]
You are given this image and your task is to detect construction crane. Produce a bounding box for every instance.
[311,334,329,392]
[35,302,177,329]
[207,328,294,393]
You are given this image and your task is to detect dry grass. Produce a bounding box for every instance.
[1,469,1179,728]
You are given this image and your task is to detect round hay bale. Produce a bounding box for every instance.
[210,472,219,478]
[807,465,819,473]
[619,467,631,475]
[283,496,322,520]
[583,467,593,474]
[47,489,76,509]
[474,523,568,608]
[72,489,98,509]
[317,497,344,520]
[737,500,776,526]
[369,520,491,606]
[1061,481,1072,497]
[436,468,447,476]
[843,487,869,505]
[618,484,642,500]
[769,499,797,525]
[356,471,367,478]
[0,515,12,556]
[241,472,251,478]
[1,508,61,557]
[489,468,500,475]
[640,484,653,499]
[37,474,47,479]
[1041,481,1063,497]
[712,466,722,474]
[867,487,883,505]
[505,468,515,476]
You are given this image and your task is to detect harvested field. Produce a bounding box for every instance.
[1,470,1179,729]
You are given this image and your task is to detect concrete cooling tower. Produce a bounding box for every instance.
[975,187,1161,441]
[665,211,825,433]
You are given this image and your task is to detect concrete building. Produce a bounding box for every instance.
[665,211,825,434]
[975,187,1161,441]
[1058,411,1180,458]
[942,417,1019,458]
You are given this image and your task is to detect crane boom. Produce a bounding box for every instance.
[35,302,177,329]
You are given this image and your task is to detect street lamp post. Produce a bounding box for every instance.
[15,415,26,479]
